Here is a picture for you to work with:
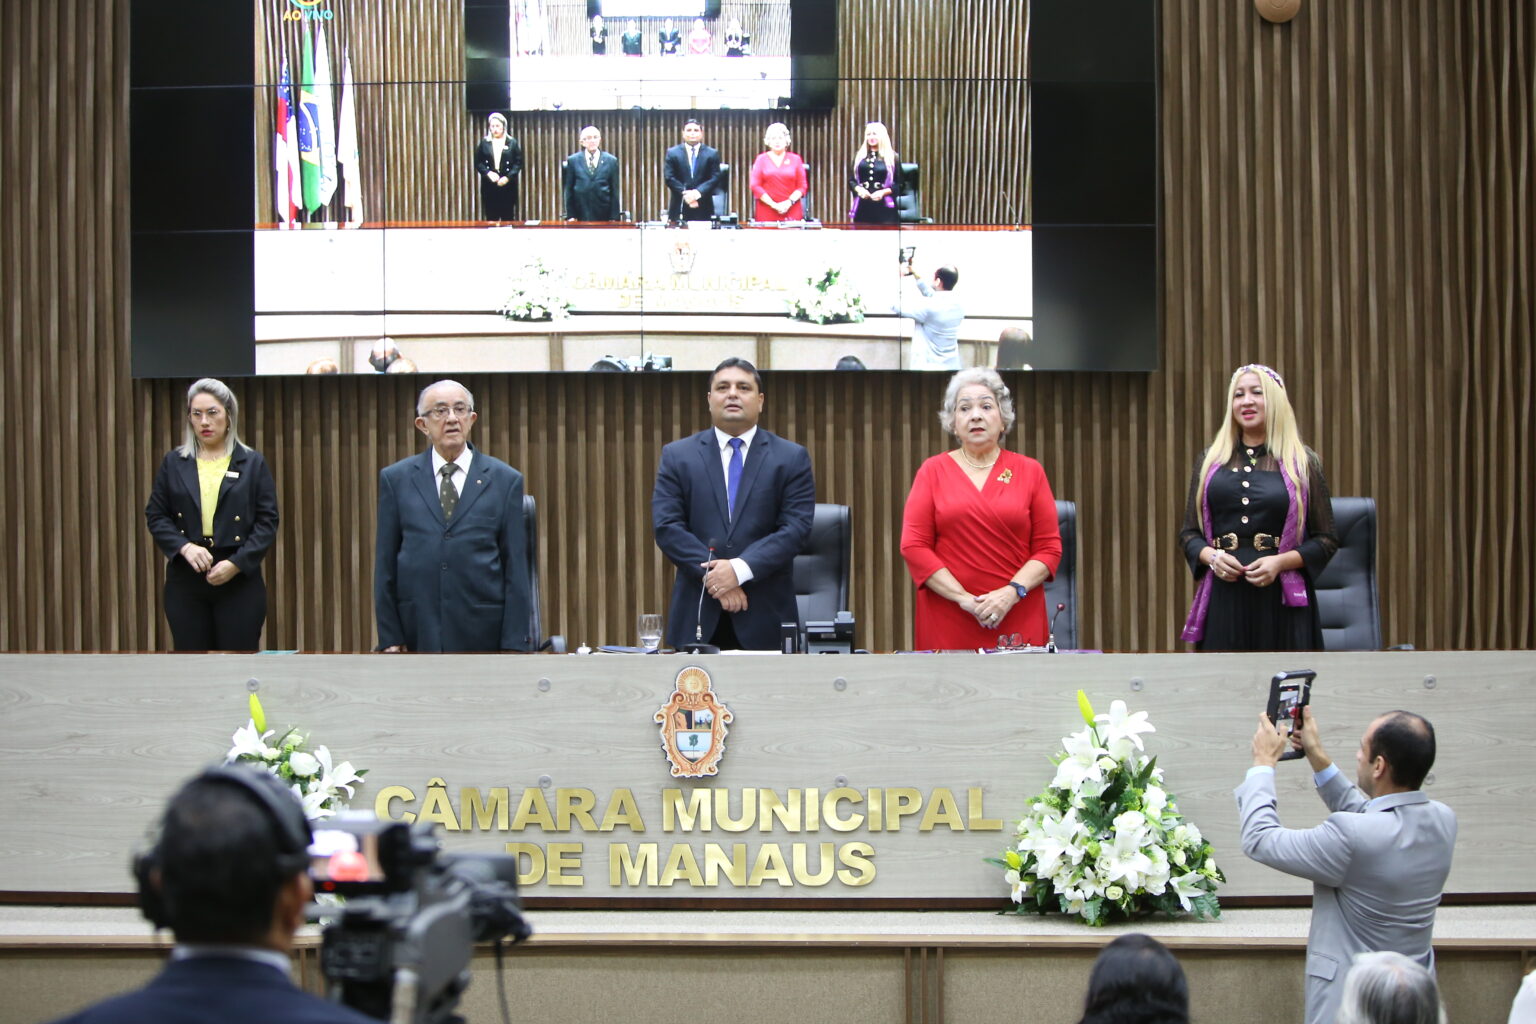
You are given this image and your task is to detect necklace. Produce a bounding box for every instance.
[958,447,1000,470]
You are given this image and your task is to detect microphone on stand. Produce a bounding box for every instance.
[1046,602,1066,653]
[685,541,721,654]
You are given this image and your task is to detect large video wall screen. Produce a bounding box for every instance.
[130,0,1157,377]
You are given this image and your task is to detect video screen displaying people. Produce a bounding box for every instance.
[507,2,792,111]
[252,0,1034,375]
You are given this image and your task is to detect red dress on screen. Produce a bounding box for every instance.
[750,151,807,221]
[900,450,1063,649]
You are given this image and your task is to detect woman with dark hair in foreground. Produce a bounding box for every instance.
[1077,933,1189,1024]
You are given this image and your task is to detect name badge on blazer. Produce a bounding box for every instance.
[225,471,240,479]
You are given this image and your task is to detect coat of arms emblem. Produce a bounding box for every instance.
[654,665,733,777]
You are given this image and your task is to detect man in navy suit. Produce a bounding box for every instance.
[562,125,622,222]
[664,118,722,223]
[652,357,815,649]
[374,380,532,652]
[48,766,375,1024]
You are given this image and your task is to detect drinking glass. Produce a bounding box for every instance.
[637,613,663,652]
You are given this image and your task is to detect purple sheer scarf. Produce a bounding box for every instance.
[1180,454,1309,643]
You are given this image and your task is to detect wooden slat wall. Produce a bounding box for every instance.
[2,0,1531,653]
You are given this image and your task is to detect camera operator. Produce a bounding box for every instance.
[50,765,375,1024]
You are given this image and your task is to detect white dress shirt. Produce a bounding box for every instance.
[712,425,757,584]
[430,446,474,500]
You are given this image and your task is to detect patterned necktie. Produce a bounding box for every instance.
[726,437,744,520]
[588,152,598,173]
[689,146,697,177]
[439,463,459,519]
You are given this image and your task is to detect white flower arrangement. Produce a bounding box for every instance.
[227,692,366,822]
[988,690,1224,926]
[786,267,866,325]
[499,258,574,322]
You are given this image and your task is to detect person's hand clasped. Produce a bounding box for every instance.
[1251,712,1287,768]
[1208,550,1242,582]
[701,558,741,597]
[971,586,1018,629]
[205,560,240,586]
[380,645,407,654]
[179,542,213,573]
[717,587,748,613]
[1244,555,1284,587]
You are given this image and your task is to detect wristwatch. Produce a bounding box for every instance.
[1009,582,1028,599]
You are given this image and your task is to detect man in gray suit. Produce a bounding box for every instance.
[1237,708,1457,1024]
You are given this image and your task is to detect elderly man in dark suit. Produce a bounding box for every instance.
[562,125,622,222]
[47,766,376,1024]
[1238,707,1457,1024]
[652,357,815,650]
[664,118,722,223]
[374,380,532,652]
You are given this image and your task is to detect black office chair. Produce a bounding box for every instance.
[1314,497,1383,651]
[895,162,933,224]
[523,495,565,653]
[792,503,852,648]
[710,162,732,220]
[1042,500,1079,650]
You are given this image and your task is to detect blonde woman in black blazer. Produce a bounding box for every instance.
[145,379,279,650]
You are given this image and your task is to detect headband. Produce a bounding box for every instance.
[1236,363,1284,388]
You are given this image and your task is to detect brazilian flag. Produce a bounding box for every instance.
[298,27,322,213]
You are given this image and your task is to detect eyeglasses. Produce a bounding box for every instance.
[996,633,1025,650]
[423,404,472,420]
[189,409,225,421]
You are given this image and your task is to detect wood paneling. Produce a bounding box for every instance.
[1,0,1531,652]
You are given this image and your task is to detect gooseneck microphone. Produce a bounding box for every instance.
[694,543,716,642]
[685,541,721,654]
[1046,602,1067,654]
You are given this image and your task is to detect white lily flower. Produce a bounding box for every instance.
[291,783,333,821]
[1061,726,1108,762]
[1100,816,1153,888]
[287,750,321,778]
[313,746,363,799]
[1170,871,1206,912]
[1096,700,1156,753]
[1143,785,1168,818]
[227,720,274,761]
[1051,754,1103,792]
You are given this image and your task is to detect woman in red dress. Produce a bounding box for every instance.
[901,369,1063,649]
[750,122,807,222]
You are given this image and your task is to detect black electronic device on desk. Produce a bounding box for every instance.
[804,611,855,654]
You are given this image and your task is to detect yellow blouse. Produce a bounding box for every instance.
[196,454,232,537]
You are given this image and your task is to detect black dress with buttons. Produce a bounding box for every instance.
[1179,445,1338,651]
[849,154,901,225]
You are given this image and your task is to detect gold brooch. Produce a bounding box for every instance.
[997,469,1013,484]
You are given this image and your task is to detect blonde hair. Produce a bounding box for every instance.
[853,121,895,169]
[178,378,244,459]
[763,122,791,149]
[1194,364,1310,534]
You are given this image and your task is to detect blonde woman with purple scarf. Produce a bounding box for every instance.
[1179,365,1338,650]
